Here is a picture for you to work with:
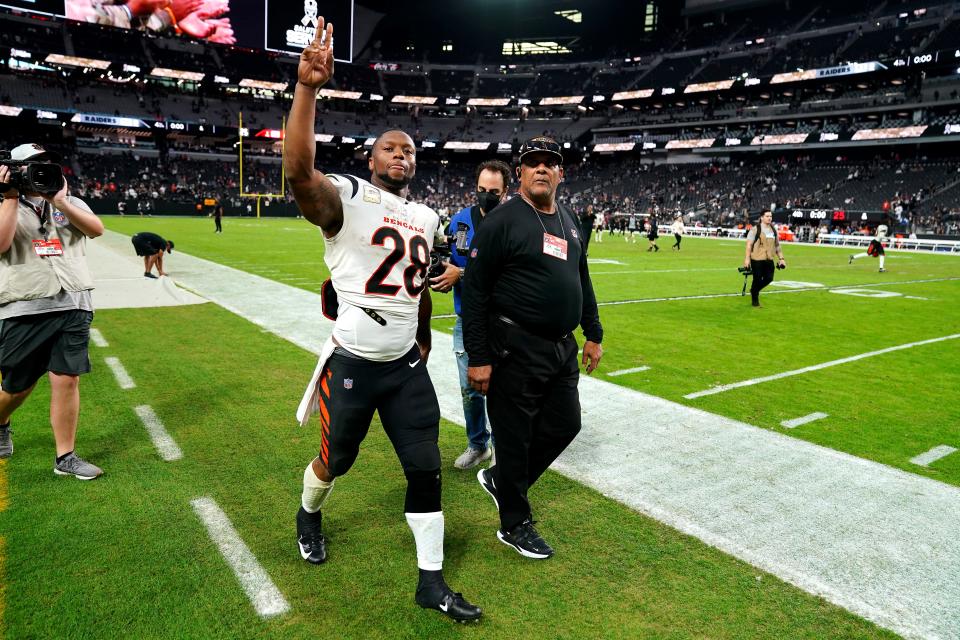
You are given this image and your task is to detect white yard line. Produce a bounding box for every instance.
[190,497,290,618]
[133,405,183,461]
[597,277,960,307]
[685,334,960,399]
[781,412,829,429]
[90,230,960,640]
[910,445,958,467]
[607,366,651,377]
[89,327,109,347]
[104,357,135,389]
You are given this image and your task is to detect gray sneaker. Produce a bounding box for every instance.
[54,453,103,480]
[454,447,492,470]
[0,425,12,458]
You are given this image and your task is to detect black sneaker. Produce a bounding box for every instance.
[416,581,482,622]
[497,519,554,559]
[296,507,327,564]
[477,467,499,510]
[144,272,158,279]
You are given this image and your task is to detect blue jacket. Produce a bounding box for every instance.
[447,204,484,316]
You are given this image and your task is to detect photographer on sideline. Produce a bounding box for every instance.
[743,209,786,308]
[429,159,511,470]
[0,144,105,479]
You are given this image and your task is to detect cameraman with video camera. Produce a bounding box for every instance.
[0,144,105,479]
[429,159,511,470]
[743,209,786,308]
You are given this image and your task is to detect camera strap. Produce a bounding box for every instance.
[19,196,49,239]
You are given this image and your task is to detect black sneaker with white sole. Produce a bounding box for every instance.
[296,506,327,564]
[497,519,554,559]
[415,580,482,622]
[477,467,499,510]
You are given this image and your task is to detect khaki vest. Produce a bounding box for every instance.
[0,196,95,304]
[749,224,779,261]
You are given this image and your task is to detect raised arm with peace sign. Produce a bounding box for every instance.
[284,16,344,236]
[298,18,335,90]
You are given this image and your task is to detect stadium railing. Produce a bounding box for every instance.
[818,233,960,253]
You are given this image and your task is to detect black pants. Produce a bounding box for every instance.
[0,310,93,393]
[750,259,775,302]
[486,318,582,531]
[215,218,222,232]
[673,233,682,249]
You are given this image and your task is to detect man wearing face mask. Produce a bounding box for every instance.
[430,159,511,470]
[463,137,603,560]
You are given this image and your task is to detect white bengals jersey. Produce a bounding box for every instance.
[322,174,439,361]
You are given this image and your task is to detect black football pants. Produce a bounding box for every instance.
[750,259,775,302]
[486,319,582,531]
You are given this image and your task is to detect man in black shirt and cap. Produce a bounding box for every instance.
[462,136,603,560]
[131,231,173,278]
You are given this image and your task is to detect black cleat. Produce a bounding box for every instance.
[497,519,554,559]
[296,506,327,564]
[477,467,499,511]
[416,581,482,622]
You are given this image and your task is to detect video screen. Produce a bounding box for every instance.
[3,0,353,61]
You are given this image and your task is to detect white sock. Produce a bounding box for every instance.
[879,255,885,269]
[302,461,334,513]
[852,252,868,260]
[405,511,444,571]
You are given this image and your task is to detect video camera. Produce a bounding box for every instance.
[428,237,453,280]
[0,150,64,195]
[737,266,752,276]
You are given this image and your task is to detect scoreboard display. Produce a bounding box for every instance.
[0,0,354,61]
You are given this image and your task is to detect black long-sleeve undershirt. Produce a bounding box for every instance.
[462,196,603,367]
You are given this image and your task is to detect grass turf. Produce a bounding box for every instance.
[0,302,899,639]
[103,216,960,486]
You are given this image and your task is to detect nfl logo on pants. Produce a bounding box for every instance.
[343,378,353,390]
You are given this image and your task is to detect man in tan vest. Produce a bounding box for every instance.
[743,209,787,307]
[0,144,105,479]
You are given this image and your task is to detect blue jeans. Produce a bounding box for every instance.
[453,316,490,450]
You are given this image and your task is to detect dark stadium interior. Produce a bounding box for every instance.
[2,0,960,234]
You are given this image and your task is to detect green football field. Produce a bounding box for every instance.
[2,215,958,639]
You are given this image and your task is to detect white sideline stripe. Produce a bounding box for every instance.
[910,445,958,467]
[607,366,651,377]
[133,405,182,461]
[781,412,829,429]
[104,357,135,389]
[190,497,290,618]
[89,328,108,347]
[90,230,960,640]
[685,334,960,399]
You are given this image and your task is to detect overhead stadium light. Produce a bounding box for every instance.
[391,96,438,104]
[151,68,205,82]
[46,54,110,69]
[612,89,654,100]
[444,141,492,150]
[540,96,584,106]
[320,88,362,100]
[593,142,635,152]
[240,79,288,91]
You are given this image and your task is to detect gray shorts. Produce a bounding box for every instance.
[0,310,93,393]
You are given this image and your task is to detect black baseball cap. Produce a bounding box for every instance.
[518,136,563,165]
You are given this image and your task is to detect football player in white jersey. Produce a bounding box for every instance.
[283,18,482,622]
